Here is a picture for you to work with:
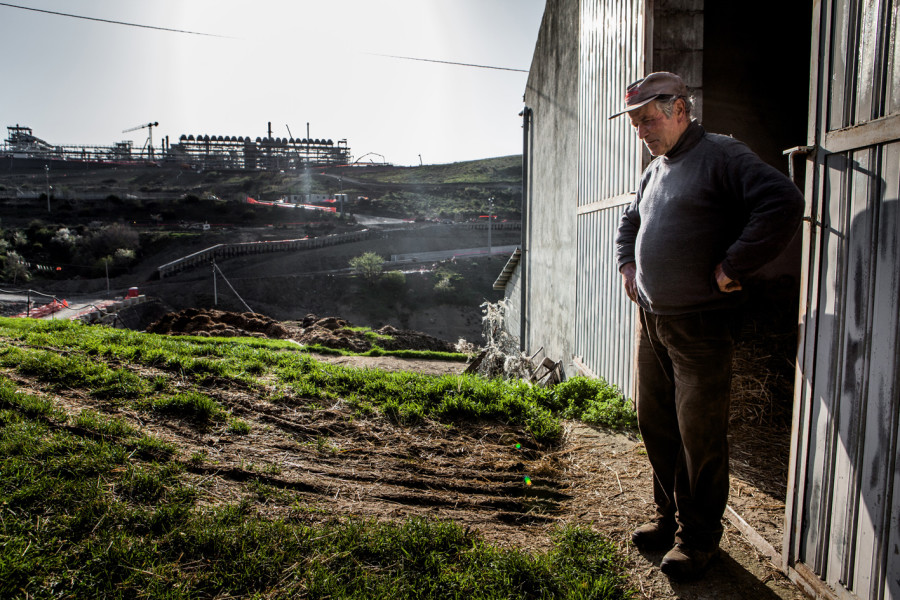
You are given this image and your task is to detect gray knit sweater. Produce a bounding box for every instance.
[615,121,805,315]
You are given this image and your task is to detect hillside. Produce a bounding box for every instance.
[0,155,523,226]
[0,157,524,343]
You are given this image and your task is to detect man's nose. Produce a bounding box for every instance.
[637,124,649,139]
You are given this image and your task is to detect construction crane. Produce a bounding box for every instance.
[122,121,159,160]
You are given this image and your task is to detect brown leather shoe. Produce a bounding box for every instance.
[631,522,676,552]
[660,544,720,580]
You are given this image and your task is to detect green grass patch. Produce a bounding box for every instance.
[345,325,394,341]
[149,391,227,423]
[275,359,562,443]
[0,318,634,446]
[74,409,140,437]
[0,403,631,599]
[552,377,637,431]
[0,317,636,599]
[0,344,147,400]
[301,342,469,362]
[0,375,67,421]
[227,417,251,435]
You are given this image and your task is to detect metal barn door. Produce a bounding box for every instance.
[785,1,900,599]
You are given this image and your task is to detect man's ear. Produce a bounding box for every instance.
[674,98,687,121]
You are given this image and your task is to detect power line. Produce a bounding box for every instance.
[369,53,528,73]
[1,4,524,72]
[0,2,232,38]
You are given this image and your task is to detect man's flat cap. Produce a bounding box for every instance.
[609,72,688,119]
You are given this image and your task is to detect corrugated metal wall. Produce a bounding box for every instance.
[520,0,580,371]
[504,266,522,341]
[577,0,646,206]
[786,1,900,598]
[574,0,646,397]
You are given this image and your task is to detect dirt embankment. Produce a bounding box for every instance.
[145,308,459,354]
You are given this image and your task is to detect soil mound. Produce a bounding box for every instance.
[146,309,458,353]
[146,308,290,339]
[294,313,457,353]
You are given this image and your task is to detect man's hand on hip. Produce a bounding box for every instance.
[714,263,742,293]
[620,262,638,303]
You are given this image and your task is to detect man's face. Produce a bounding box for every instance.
[628,100,687,156]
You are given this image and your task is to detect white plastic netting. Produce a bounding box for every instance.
[466,300,532,380]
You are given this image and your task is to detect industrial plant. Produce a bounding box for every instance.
[1,122,352,171]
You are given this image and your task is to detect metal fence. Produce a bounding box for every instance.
[157,230,372,278]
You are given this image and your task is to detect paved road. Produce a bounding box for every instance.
[353,214,414,226]
[0,291,116,319]
[389,245,519,263]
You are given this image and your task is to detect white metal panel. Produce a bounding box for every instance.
[880,144,900,600]
[888,4,900,115]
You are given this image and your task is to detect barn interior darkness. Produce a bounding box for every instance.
[700,0,815,493]
[701,2,814,294]
[703,0,814,282]
[702,1,814,178]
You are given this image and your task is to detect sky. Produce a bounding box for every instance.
[0,1,546,166]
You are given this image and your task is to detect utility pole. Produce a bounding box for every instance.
[488,197,494,256]
[44,164,50,213]
[212,260,218,305]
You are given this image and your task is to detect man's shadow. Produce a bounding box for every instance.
[789,151,898,594]
[638,548,789,599]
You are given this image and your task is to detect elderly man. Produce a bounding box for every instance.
[613,72,804,580]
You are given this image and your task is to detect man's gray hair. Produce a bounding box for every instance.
[657,95,693,118]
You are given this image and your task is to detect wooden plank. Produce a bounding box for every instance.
[571,355,597,379]
[725,506,779,562]
[576,192,635,215]
[791,561,844,600]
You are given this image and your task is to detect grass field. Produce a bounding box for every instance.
[0,317,635,599]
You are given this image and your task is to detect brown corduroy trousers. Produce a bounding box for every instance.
[635,308,736,552]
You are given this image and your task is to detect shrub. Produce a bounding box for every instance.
[553,377,637,430]
[349,252,384,284]
[433,276,454,298]
[3,251,30,283]
[88,223,139,257]
[380,270,406,293]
